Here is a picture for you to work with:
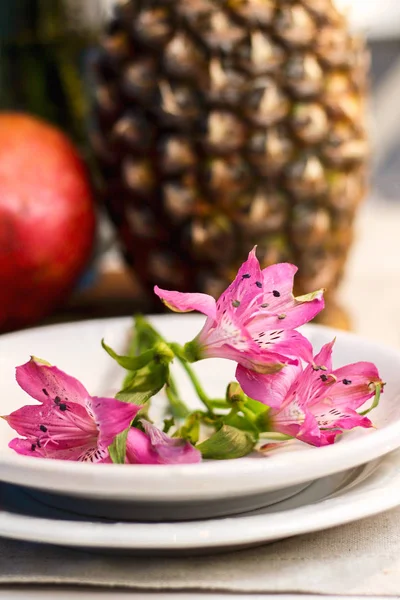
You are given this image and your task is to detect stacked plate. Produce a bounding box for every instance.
[1,316,400,555]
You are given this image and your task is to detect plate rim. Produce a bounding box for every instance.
[0,450,399,550]
[1,316,400,500]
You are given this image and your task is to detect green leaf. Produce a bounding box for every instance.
[175,412,201,444]
[116,362,169,402]
[163,417,175,434]
[108,427,130,464]
[130,363,169,393]
[223,412,259,435]
[197,425,256,460]
[134,315,162,348]
[101,339,156,371]
[115,388,155,405]
[133,316,175,360]
[153,340,175,365]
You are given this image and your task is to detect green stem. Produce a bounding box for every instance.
[241,405,257,422]
[170,343,214,416]
[360,383,382,416]
[165,377,190,419]
[128,316,191,417]
[209,399,230,410]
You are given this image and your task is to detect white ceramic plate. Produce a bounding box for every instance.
[0,450,399,553]
[1,316,400,505]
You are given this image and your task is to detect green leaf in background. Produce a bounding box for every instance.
[163,417,175,434]
[115,388,155,406]
[223,412,259,436]
[174,412,201,445]
[197,425,256,460]
[134,315,162,350]
[108,427,130,465]
[101,339,156,371]
[123,362,170,395]
[153,341,175,366]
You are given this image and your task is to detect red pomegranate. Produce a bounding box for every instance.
[0,113,96,331]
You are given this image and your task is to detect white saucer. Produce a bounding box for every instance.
[1,316,400,519]
[0,450,399,554]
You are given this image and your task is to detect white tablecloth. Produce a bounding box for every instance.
[1,504,400,595]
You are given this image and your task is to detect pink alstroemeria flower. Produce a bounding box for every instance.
[155,248,324,374]
[237,340,384,445]
[126,420,201,464]
[4,358,139,462]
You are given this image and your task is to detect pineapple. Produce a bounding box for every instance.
[90,0,369,328]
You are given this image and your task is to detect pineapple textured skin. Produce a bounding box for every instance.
[91,0,369,323]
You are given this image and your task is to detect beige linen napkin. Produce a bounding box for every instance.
[0,506,400,596]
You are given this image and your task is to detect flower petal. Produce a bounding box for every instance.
[291,340,337,402]
[262,263,298,297]
[313,405,373,431]
[313,339,335,372]
[89,396,140,448]
[206,342,289,374]
[247,325,315,364]
[176,249,322,371]
[217,247,263,315]
[236,362,301,407]
[316,361,383,410]
[125,428,159,464]
[125,425,201,464]
[197,306,294,373]
[271,403,325,446]
[199,308,253,351]
[250,263,325,329]
[142,421,202,464]
[8,437,109,462]
[16,358,89,406]
[260,341,380,448]
[4,401,97,449]
[154,286,216,320]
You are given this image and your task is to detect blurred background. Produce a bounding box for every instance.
[0,0,399,344]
